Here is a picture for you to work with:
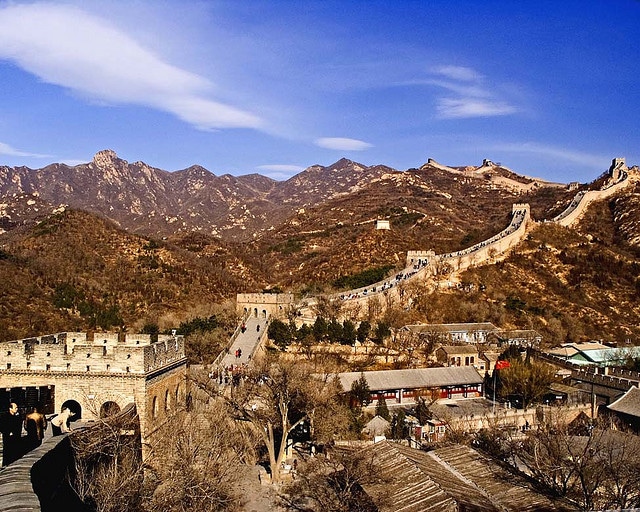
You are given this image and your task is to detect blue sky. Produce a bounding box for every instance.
[0,0,638,183]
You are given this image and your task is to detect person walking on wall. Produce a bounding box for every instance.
[51,407,75,436]
[24,406,47,451]
[0,402,23,466]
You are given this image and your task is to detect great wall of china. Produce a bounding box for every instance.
[238,157,637,324]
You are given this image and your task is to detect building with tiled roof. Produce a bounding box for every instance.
[341,441,577,511]
[335,366,484,404]
[435,345,485,372]
[608,386,640,432]
[402,323,498,344]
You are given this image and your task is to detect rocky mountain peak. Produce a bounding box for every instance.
[92,149,126,169]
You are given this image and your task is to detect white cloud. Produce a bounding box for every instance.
[437,98,518,119]
[432,65,481,82]
[315,137,373,151]
[0,142,50,158]
[422,64,518,119]
[491,141,609,168]
[0,3,262,130]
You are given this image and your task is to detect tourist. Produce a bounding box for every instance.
[24,406,47,451]
[51,407,75,436]
[0,402,23,466]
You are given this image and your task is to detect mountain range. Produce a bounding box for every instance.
[0,150,638,346]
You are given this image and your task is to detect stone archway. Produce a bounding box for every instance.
[61,399,82,422]
[100,400,121,418]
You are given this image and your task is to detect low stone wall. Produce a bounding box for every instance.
[0,434,86,512]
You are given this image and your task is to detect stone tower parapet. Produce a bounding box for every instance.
[237,293,295,320]
[0,331,187,451]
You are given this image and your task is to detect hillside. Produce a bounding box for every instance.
[0,152,638,346]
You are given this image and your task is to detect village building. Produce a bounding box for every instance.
[607,386,640,433]
[335,366,484,404]
[435,345,485,371]
[491,329,542,348]
[402,322,498,344]
[547,343,640,367]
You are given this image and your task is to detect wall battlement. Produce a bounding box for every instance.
[1,332,185,374]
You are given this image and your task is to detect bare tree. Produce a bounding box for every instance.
[70,406,145,512]
[144,402,255,512]
[515,412,640,511]
[192,354,344,483]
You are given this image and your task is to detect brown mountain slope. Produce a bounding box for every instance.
[0,210,262,341]
[424,183,640,345]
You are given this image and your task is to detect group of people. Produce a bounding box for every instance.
[0,402,75,467]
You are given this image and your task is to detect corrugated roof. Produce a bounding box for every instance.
[576,346,640,363]
[336,367,483,392]
[608,386,640,417]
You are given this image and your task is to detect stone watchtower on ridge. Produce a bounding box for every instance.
[609,157,627,181]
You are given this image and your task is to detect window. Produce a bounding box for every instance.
[6,363,11,369]
[46,364,51,371]
[152,397,158,419]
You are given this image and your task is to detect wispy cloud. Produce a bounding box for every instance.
[0,3,262,131]
[436,98,517,119]
[433,65,482,82]
[0,142,50,158]
[428,65,518,119]
[315,137,373,151]
[491,141,609,167]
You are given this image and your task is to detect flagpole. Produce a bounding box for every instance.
[492,368,496,416]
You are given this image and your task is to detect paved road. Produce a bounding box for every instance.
[220,316,268,368]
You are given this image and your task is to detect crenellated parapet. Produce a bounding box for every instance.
[1,332,185,374]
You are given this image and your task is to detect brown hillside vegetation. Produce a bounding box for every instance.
[0,210,261,341]
[428,186,640,346]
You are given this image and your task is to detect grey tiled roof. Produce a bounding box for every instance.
[404,322,498,333]
[437,345,479,355]
[345,441,577,511]
[335,366,483,392]
[608,386,640,417]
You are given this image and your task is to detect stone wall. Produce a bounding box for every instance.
[553,161,633,227]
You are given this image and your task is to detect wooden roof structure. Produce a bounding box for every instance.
[344,441,577,511]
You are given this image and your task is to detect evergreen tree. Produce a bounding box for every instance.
[375,395,390,421]
[356,320,371,344]
[313,316,328,342]
[341,319,357,346]
[349,373,372,408]
[372,321,391,345]
[390,410,407,439]
[414,397,432,424]
[327,318,343,343]
[267,318,292,350]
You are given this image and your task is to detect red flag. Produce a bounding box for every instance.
[495,360,511,370]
